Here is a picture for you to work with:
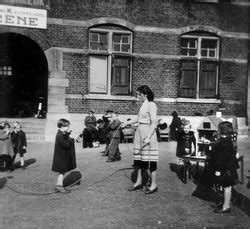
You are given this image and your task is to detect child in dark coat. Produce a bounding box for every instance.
[106,112,122,162]
[11,121,27,169]
[52,119,76,193]
[208,121,239,213]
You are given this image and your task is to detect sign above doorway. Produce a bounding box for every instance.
[0,0,50,9]
[0,4,47,29]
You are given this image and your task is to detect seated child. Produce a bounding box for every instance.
[52,119,76,193]
[11,121,27,169]
[176,119,196,158]
[105,111,122,162]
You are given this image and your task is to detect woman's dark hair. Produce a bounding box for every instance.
[137,85,154,101]
[218,121,234,137]
[57,118,70,128]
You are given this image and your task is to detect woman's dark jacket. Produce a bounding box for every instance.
[176,131,196,157]
[52,130,76,173]
[11,130,27,155]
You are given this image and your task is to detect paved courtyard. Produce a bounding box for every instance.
[0,138,250,228]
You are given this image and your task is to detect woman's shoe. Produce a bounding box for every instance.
[128,184,143,191]
[213,207,231,214]
[145,187,158,194]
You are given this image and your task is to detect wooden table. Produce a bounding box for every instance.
[180,155,207,184]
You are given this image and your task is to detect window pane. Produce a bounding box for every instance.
[181,39,188,48]
[180,61,197,98]
[181,49,188,56]
[111,57,130,95]
[114,44,121,52]
[99,43,108,51]
[90,33,99,42]
[181,38,197,56]
[121,35,129,43]
[90,42,99,50]
[121,44,130,52]
[99,34,107,43]
[113,34,121,43]
[89,56,108,93]
[189,39,196,48]
[209,50,215,57]
[114,58,129,66]
[201,39,217,49]
[90,32,108,51]
[189,49,197,56]
[199,62,217,98]
[201,49,208,57]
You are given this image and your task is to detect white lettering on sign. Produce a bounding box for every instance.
[0,4,47,29]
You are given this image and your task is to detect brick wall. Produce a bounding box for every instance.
[49,0,249,33]
[1,0,248,118]
[63,53,88,94]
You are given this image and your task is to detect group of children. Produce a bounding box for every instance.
[0,121,27,171]
[0,113,239,214]
[175,118,239,214]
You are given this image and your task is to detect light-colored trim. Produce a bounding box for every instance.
[66,93,225,104]
[176,98,221,104]
[47,47,248,64]
[224,99,243,105]
[66,94,137,101]
[66,94,243,105]
[47,17,250,40]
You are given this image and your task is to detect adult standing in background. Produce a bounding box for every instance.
[121,85,158,194]
[169,111,182,141]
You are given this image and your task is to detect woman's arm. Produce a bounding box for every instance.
[121,116,139,128]
[147,102,158,139]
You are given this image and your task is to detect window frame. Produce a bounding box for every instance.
[180,34,220,99]
[88,28,133,96]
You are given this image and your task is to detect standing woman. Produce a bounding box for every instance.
[122,85,158,194]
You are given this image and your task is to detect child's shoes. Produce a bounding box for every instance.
[55,185,71,194]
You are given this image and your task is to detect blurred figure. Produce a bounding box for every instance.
[169,111,182,141]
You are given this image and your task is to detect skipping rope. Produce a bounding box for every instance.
[2,123,150,196]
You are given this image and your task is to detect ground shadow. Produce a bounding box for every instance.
[169,162,202,184]
[170,160,250,216]
[0,177,7,189]
[232,189,250,216]
[13,158,36,169]
[63,170,82,187]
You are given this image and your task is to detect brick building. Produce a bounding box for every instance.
[0,0,249,140]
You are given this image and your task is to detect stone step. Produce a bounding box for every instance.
[26,134,45,142]
[48,87,66,94]
[0,118,46,142]
[47,105,68,113]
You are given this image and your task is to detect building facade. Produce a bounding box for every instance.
[0,0,249,140]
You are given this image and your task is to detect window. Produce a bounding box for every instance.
[0,66,12,76]
[180,34,219,99]
[89,29,132,96]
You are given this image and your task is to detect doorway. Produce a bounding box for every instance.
[0,32,48,117]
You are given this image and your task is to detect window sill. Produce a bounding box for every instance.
[176,98,221,103]
[85,94,137,101]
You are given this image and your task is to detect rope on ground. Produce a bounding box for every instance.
[3,167,135,196]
